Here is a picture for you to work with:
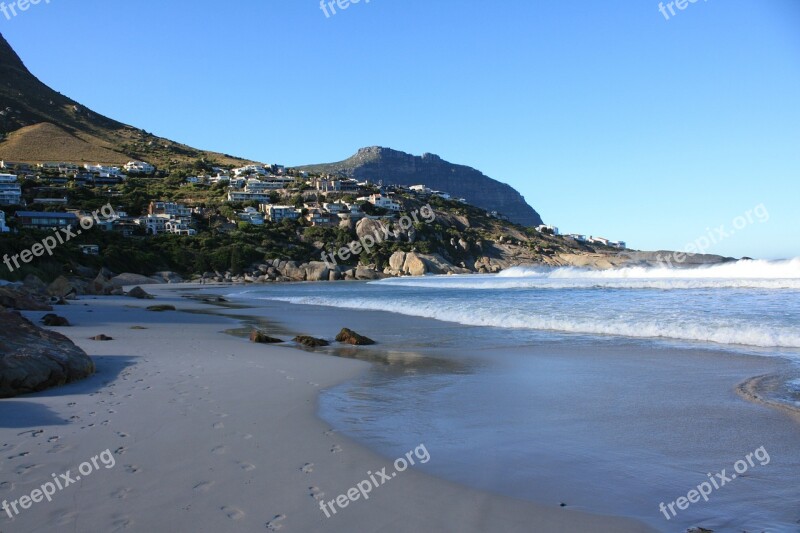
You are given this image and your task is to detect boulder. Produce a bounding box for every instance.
[47,276,84,299]
[153,271,184,284]
[41,313,70,327]
[126,286,154,299]
[329,269,342,281]
[389,251,406,272]
[89,271,115,295]
[356,218,389,241]
[335,328,375,346]
[402,252,428,276]
[0,310,95,398]
[303,262,330,282]
[22,274,47,293]
[111,273,162,288]
[293,335,329,347]
[89,334,113,341]
[249,330,283,344]
[282,261,306,281]
[355,266,384,280]
[0,286,53,311]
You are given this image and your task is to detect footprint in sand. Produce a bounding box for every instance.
[124,465,141,474]
[111,515,134,529]
[323,429,336,437]
[114,446,127,455]
[47,436,60,443]
[16,464,42,475]
[266,514,286,531]
[8,452,30,459]
[112,487,131,499]
[330,444,342,453]
[222,506,245,520]
[211,446,227,455]
[301,463,314,473]
[18,429,44,438]
[309,487,325,501]
[52,509,78,525]
[238,462,256,472]
[117,432,129,438]
[193,481,214,493]
[0,481,15,492]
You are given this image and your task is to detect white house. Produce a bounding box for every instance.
[227,191,274,203]
[0,211,9,232]
[0,174,22,205]
[589,236,610,246]
[84,164,122,177]
[536,225,560,236]
[236,207,265,226]
[358,194,401,212]
[610,241,627,250]
[261,205,300,223]
[124,161,155,174]
[138,214,170,235]
[567,234,588,242]
[149,201,191,218]
[232,165,267,177]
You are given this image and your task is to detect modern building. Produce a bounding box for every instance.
[536,225,560,236]
[261,205,300,223]
[236,207,265,225]
[124,161,155,174]
[149,201,192,218]
[357,194,401,212]
[0,174,22,205]
[14,211,79,230]
[227,191,274,203]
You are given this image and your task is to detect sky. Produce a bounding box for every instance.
[1,0,799,259]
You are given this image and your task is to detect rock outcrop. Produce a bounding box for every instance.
[250,330,283,344]
[294,336,329,347]
[0,310,95,398]
[335,328,376,346]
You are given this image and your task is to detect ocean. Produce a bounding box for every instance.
[221,258,800,531]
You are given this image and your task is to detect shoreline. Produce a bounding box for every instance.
[0,285,656,532]
[188,282,800,531]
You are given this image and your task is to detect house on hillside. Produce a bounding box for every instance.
[14,211,78,229]
[0,174,22,205]
[124,161,155,175]
[261,205,300,223]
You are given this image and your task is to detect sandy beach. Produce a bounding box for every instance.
[0,286,655,533]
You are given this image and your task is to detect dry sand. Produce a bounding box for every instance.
[0,286,655,532]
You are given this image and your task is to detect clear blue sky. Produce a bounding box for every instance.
[2,0,799,259]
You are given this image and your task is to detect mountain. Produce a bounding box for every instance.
[298,147,543,227]
[0,33,251,167]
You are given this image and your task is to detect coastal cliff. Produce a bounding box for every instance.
[299,147,544,228]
